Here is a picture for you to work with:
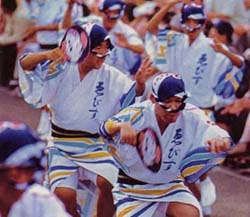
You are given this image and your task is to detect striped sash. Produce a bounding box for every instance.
[51,122,99,138]
[118,170,147,185]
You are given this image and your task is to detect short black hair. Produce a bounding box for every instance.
[213,20,234,44]
[1,0,17,13]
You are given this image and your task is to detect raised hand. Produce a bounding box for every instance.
[210,39,226,54]
[135,56,157,85]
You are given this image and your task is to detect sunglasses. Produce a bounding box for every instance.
[91,51,110,59]
[104,8,123,20]
[158,101,186,113]
[182,23,202,32]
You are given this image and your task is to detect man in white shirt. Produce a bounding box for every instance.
[99,73,232,217]
[19,23,154,217]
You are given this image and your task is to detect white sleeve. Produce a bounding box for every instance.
[18,57,67,108]
[191,108,231,148]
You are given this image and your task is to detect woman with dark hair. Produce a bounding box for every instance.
[207,19,249,144]
[208,20,235,50]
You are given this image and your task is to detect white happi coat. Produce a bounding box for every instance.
[19,60,136,216]
[101,100,230,183]
[19,62,134,133]
[154,30,243,108]
[8,184,70,217]
[100,100,231,217]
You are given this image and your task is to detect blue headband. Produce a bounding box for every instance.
[152,73,187,102]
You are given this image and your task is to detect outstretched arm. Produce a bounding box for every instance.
[61,0,75,29]
[147,0,182,35]
[220,97,250,115]
[23,23,59,41]
[206,137,232,154]
[113,32,144,54]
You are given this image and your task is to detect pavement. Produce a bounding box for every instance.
[0,87,40,129]
[0,87,250,217]
[211,167,250,217]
